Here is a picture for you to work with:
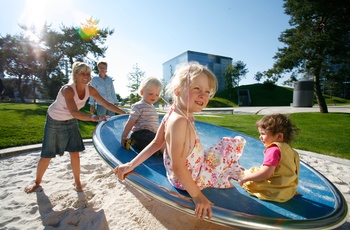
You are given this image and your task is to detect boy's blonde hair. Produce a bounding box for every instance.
[256,113,300,144]
[166,62,217,104]
[138,76,162,96]
[69,62,91,84]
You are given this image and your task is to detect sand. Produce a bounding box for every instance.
[0,143,349,230]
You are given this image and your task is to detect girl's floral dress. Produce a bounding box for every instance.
[163,106,246,190]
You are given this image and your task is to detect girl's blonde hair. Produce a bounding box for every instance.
[138,76,162,96]
[69,62,91,84]
[166,62,217,103]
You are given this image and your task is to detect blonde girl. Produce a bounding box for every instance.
[114,62,245,219]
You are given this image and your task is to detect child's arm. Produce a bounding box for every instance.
[168,117,213,220]
[114,122,165,179]
[121,118,136,148]
[238,165,275,186]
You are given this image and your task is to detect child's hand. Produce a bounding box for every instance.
[238,171,247,186]
[121,137,129,149]
[121,137,125,148]
[238,179,244,186]
[192,192,213,220]
[114,163,132,180]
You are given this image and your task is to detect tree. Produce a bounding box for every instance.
[1,18,114,101]
[128,93,137,105]
[60,17,114,68]
[0,33,41,102]
[30,23,67,98]
[224,65,234,91]
[254,71,264,83]
[283,72,299,87]
[224,61,248,90]
[266,0,350,113]
[116,93,122,103]
[127,63,145,102]
[157,78,169,109]
[161,78,168,100]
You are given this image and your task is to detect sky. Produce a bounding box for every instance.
[0,0,291,98]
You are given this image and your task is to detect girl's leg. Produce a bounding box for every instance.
[24,157,51,193]
[69,152,82,192]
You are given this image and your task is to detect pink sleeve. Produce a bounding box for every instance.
[263,145,281,167]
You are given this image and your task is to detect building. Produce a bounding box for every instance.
[162,50,232,92]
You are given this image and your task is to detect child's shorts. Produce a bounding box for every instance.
[130,129,156,151]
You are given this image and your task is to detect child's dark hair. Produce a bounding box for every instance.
[256,113,299,144]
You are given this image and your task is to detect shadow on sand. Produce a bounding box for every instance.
[35,187,109,229]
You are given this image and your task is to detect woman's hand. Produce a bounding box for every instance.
[91,115,110,122]
[192,192,213,220]
[114,163,133,180]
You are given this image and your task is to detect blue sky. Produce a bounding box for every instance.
[0,0,290,97]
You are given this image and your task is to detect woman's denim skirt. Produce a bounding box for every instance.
[41,115,85,158]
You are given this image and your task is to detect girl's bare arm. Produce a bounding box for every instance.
[239,165,275,185]
[167,117,213,219]
[114,122,165,179]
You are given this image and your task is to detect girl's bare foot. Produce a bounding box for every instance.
[24,183,41,193]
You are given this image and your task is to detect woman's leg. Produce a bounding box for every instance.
[24,157,51,193]
[69,152,82,192]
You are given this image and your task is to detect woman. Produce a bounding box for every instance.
[25,61,126,193]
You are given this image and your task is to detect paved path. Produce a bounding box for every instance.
[232,105,350,115]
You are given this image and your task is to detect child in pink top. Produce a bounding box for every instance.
[238,113,300,202]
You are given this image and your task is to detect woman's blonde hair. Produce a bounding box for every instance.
[69,62,91,84]
[166,62,217,104]
[138,76,162,96]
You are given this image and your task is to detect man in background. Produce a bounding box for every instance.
[89,60,119,116]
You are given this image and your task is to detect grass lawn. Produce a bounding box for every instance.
[1,102,349,160]
[0,103,97,149]
[195,113,350,159]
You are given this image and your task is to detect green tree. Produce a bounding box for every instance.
[1,18,114,101]
[224,61,248,90]
[161,78,168,100]
[127,63,145,102]
[31,23,67,98]
[283,72,299,87]
[129,93,137,104]
[224,65,234,90]
[116,93,122,104]
[157,78,169,108]
[254,71,264,83]
[60,17,114,67]
[266,0,350,113]
[18,18,113,97]
[0,33,41,102]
